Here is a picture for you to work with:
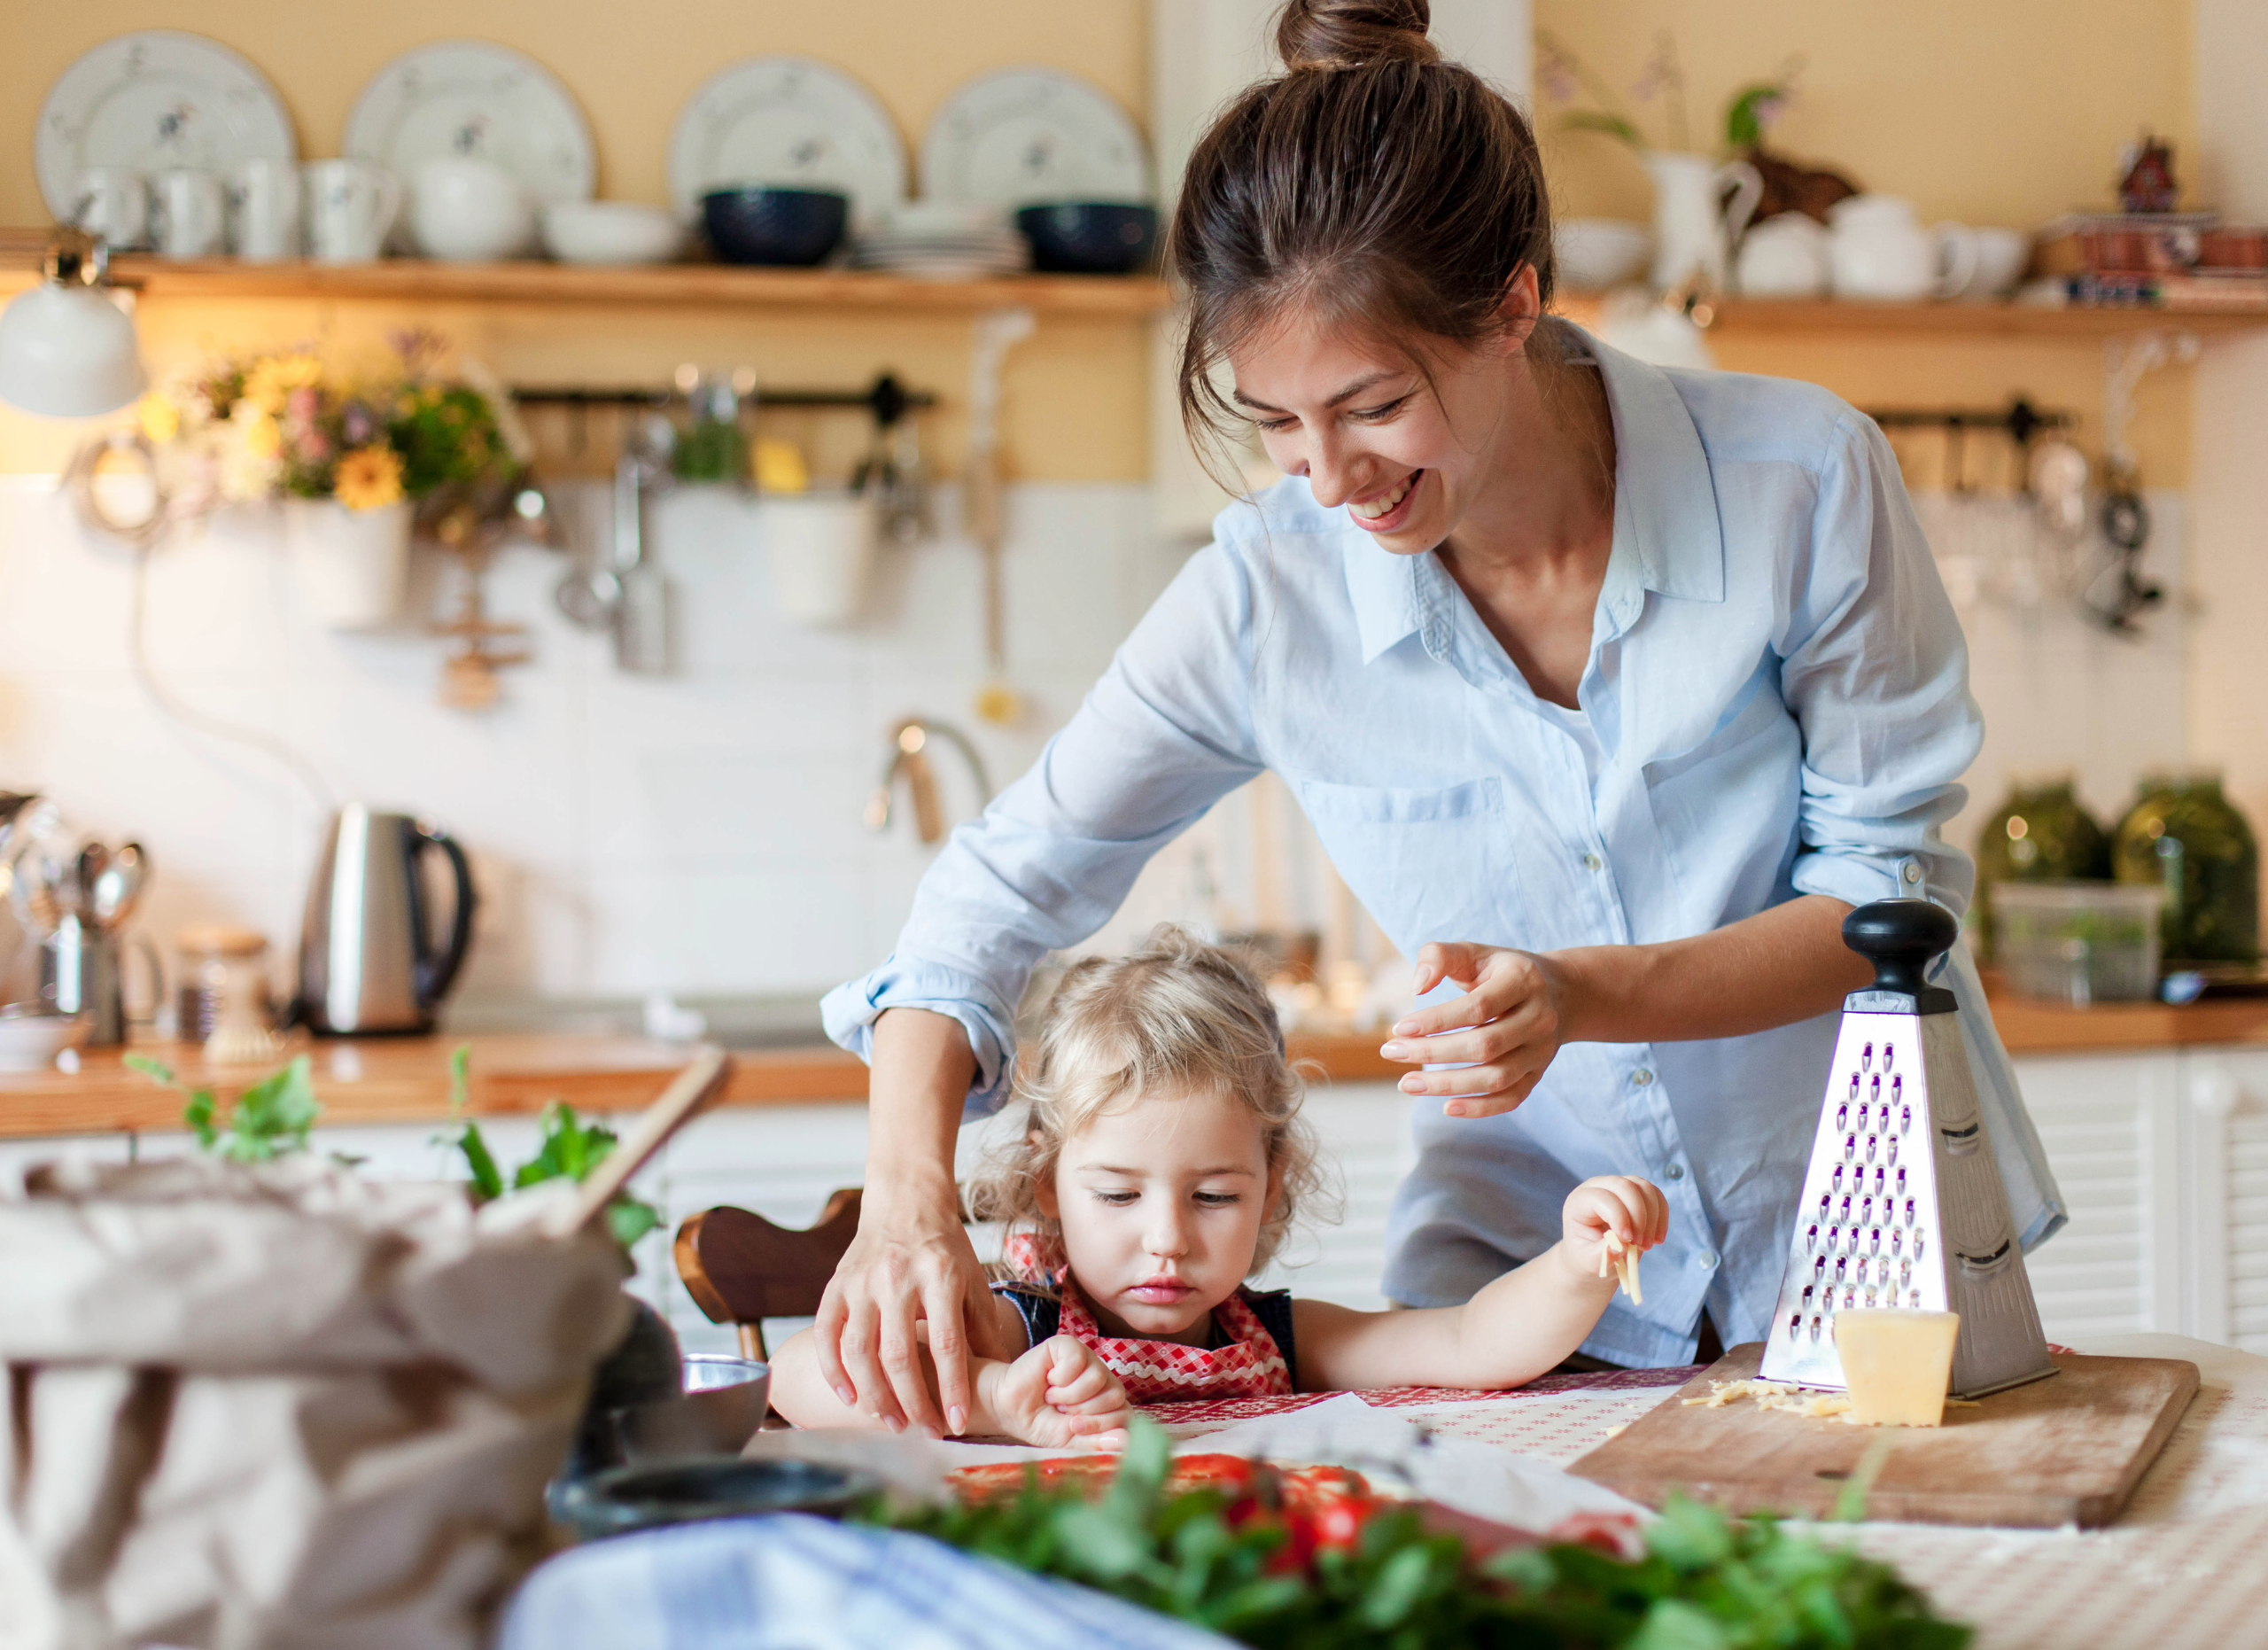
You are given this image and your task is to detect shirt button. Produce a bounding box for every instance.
[1631,1068,1655,1087]
[1901,860,1924,886]
[1581,852,1604,872]
[1697,1250,1720,1271]
[1666,1163,1686,1181]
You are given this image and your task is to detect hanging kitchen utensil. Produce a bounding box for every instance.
[2083,458,2163,636]
[429,506,533,712]
[1759,899,2054,1398]
[614,413,675,675]
[966,308,1035,727]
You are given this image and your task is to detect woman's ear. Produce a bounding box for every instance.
[1495,263,1543,356]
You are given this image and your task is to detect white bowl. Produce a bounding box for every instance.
[0,1011,89,1072]
[542,201,686,266]
[1555,218,1653,290]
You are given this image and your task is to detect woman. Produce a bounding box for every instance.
[814,0,2062,1437]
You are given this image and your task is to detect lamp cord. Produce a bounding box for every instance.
[128,542,337,813]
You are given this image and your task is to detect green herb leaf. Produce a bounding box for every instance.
[1560,109,1646,147]
[122,1054,175,1086]
[604,1196,662,1249]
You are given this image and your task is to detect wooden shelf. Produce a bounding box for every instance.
[1557,291,2268,339]
[0,242,1173,317]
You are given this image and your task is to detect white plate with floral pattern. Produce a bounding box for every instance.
[343,40,594,248]
[668,56,907,229]
[36,31,297,222]
[920,68,1149,211]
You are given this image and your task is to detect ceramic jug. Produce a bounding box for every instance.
[1642,151,1763,292]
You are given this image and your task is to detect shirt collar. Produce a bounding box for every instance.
[1340,327,1726,664]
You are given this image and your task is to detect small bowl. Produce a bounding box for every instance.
[543,201,685,266]
[555,1457,879,1541]
[1015,202,1159,275]
[0,1008,89,1072]
[1554,218,1652,290]
[610,1354,771,1466]
[702,187,850,267]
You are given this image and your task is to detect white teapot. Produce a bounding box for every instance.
[1828,195,1977,302]
[1735,212,1831,299]
[410,157,535,262]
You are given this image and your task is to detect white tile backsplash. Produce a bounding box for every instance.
[0,476,1168,1010]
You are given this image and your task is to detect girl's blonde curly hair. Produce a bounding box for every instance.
[969,925,1330,1281]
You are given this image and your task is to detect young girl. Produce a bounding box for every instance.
[773,930,1667,1446]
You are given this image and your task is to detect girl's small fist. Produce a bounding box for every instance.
[1565,1175,1669,1271]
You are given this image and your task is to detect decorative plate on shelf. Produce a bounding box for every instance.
[343,41,594,241]
[668,57,907,229]
[920,68,1149,212]
[35,31,297,222]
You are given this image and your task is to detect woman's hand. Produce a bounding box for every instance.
[1561,1175,1670,1282]
[812,1191,1001,1438]
[1378,943,1573,1118]
[980,1335,1133,1452]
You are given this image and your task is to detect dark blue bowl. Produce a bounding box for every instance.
[702,187,850,267]
[1015,202,1159,275]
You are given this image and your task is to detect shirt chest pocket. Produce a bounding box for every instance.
[1294,777,1527,952]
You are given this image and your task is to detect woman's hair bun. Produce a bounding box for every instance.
[1275,0,1439,72]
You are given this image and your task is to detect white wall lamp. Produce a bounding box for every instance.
[0,229,145,419]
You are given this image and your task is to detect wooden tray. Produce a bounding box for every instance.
[1570,1343,2198,1528]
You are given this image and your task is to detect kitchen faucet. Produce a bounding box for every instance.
[865,718,992,845]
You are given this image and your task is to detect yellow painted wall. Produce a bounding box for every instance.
[1,2,1152,480]
[1538,0,2200,485]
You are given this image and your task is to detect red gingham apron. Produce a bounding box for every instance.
[1052,1271,1293,1404]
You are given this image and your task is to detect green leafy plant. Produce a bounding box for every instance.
[1538,27,1805,158]
[128,1054,320,1162]
[869,1420,1969,1650]
[439,1045,661,1250]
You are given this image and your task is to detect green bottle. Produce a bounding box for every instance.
[2112,769,2260,963]
[1972,773,2112,962]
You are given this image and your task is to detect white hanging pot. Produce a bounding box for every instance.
[283,498,413,630]
[758,492,879,628]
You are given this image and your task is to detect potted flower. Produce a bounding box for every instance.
[138,336,526,629]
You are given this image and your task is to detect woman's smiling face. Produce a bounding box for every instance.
[1226,296,1525,555]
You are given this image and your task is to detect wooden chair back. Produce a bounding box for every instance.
[674,1189,865,1360]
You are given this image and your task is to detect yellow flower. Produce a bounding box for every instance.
[236,407,283,460]
[137,393,181,446]
[243,352,321,416]
[332,446,404,512]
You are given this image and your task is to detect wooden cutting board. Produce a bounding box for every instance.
[1570,1343,2198,1529]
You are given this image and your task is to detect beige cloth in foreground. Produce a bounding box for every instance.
[0,1156,631,1650]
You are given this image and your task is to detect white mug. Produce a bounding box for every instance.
[304,160,401,263]
[1946,226,2029,301]
[1735,211,1831,299]
[72,167,150,251]
[409,156,535,261]
[151,168,227,258]
[230,158,303,262]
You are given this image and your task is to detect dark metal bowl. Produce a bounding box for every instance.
[554,1457,879,1541]
[702,187,850,267]
[610,1353,772,1466]
[1014,202,1159,275]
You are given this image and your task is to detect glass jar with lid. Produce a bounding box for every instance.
[2112,768,2260,964]
[1971,771,2112,962]
[175,925,274,1049]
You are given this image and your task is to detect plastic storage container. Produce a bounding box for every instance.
[1992,881,2165,1004]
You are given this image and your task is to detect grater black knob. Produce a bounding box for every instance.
[1841,899,1959,1014]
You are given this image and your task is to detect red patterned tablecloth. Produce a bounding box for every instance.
[1134,1362,1703,1428]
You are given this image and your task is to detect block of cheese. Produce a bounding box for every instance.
[1834,1310,1960,1427]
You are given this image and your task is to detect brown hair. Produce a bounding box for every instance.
[968,926,1330,1280]
[1167,0,1560,479]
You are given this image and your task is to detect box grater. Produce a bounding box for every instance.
[1759,899,2057,1398]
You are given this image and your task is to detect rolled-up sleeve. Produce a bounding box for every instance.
[820,540,1267,1115]
[1777,410,1982,915]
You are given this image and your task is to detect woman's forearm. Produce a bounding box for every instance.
[864,1008,978,1210]
[1554,894,1869,1046]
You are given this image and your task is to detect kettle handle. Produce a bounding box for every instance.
[410,822,478,1009]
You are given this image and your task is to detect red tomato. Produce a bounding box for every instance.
[1167,1454,1260,1496]
[1309,1496,1378,1552]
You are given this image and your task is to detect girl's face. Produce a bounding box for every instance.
[1037,1085,1278,1344]
[1225,277,1535,556]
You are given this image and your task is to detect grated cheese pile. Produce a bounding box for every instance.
[1682,1378,1984,1426]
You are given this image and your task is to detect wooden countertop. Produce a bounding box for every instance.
[0,996,2261,1141]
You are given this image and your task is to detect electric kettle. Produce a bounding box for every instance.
[296,805,478,1035]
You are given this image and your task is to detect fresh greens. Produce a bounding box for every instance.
[128,1054,320,1162]
[439,1045,661,1250]
[870,1420,1969,1650]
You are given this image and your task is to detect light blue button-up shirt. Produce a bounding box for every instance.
[824,331,2065,1367]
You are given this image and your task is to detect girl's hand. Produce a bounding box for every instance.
[1562,1175,1670,1282]
[1379,944,1572,1118]
[984,1336,1133,1452]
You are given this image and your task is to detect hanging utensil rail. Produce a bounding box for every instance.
[509,375,935,416]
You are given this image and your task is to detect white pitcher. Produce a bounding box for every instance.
[1642,151,1763,292]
